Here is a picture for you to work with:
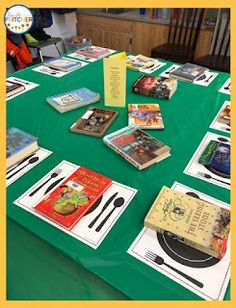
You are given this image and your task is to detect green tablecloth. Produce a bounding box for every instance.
[7,56,230,300]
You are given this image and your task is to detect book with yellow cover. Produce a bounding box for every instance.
[144,186,230,259]
[126,54,158,71]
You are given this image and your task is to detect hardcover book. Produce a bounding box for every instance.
[126,54,158,71]
[144,186,230,259]
[128,104,164,129]
[132,75,177,99]
[47,87,100,113]
[103,126,171,170]
[7,127,38,169]
[170,63,208,82]
[75,45,110,59]
[34,166,112,229]
[218,104,230,125]
[198,140,230,177]
[44,57,82,71]
[6,81,25,98]
[70,107,118,137]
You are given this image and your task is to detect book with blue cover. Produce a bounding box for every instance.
[44,57,82,71]
[198,140,230,178]
[7,127,38,169]
[47,87,100,113]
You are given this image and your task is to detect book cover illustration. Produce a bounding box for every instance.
[170,63,208,82]
[45,57,82,71]
[35,166,112,229]
[126,54,158,71]
[76,45,110,59]
[132,75,177,99]
[47,87,100,112]
[7,128,38,159]
[144,186,230,259]
[128,104,164,129]
[6,80,25,97]
[198,140,230,178]
[218,104,230,125]
[70,107,118,137]
[104,126,170,169]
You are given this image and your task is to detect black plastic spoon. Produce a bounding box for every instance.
[7,156,39,180]
[95,197,125,232]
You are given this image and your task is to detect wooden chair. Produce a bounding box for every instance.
[193,9,230,73]
[151,9,205,64]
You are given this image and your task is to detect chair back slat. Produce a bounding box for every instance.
[223,35,230,57]
[182,9,192,46]
[218,13,230,56]
[177,9,187,45]
[187,9,197,47]
[168,12,174,43]
[191,9,205,51]
[172,9,181,44]
[211,11,223,55]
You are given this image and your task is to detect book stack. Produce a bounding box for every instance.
[44,57,82,71]
[128,104,164,130]
[132,75,178,99]
[47,87,100,113]
[126,54,159,72]
[7,128,38,169]
[170,63,208,83]
[144,186,230,259]
[7,80,25,98]
[103,126,171,170]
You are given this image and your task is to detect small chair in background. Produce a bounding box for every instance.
[193,9,230,73]
[151,8,205,64]
[25,37,62,63]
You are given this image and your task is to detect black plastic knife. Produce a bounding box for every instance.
[43,177,65,195]
[88,192,118,228]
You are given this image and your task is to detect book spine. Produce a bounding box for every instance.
[103,138,141,170]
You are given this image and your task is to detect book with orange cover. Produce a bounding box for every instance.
[34,167,112,229]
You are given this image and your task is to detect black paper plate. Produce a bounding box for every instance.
[156,232,220,268]
[204,165,230,179]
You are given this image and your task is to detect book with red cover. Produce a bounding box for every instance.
[34,167,112,229]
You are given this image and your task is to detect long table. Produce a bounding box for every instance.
[7,55,230,300]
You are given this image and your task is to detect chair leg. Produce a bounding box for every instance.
[55,43,61,56]
[38,48,44,62]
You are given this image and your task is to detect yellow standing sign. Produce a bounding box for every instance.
[103,52,126,107]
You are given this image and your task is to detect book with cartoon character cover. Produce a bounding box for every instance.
[103,126,170,170]
[144,186,230,259]
[70,107,118,137]
[128,104,164,129]
[132,75,177,99]
[34,166,112,229]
